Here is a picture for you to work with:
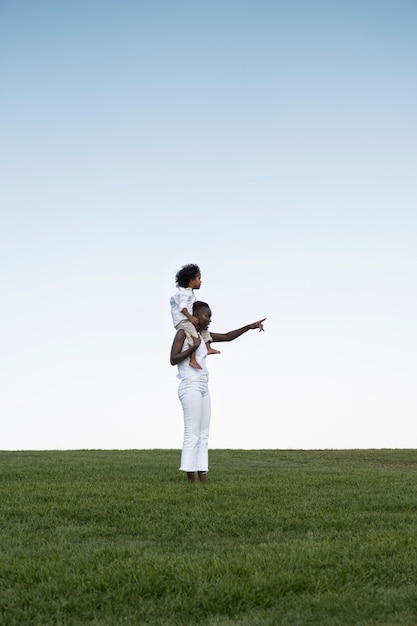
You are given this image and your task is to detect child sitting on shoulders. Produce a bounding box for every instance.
[170,263,220,369]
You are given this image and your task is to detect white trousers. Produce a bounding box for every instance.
[178,376,211,472]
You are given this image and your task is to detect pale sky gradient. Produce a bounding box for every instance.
[2,0,416,450]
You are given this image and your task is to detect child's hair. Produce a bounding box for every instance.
[175,264,200,288]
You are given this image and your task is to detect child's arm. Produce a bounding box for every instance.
[181,307,199,326]
[177,287,199,325]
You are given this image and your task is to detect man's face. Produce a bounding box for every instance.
[197,307,211,330]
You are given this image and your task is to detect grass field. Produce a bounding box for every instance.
[1,449,417,625]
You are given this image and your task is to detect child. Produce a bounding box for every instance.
[170,264,220,369]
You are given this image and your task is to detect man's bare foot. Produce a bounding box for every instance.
[190,360,203,369]
[207,347,221,355]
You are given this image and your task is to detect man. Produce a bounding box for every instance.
[170,301,266,482]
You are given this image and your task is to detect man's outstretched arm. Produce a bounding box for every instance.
[210,318,266,343]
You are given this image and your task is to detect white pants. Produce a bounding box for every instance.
[178,376,211,472]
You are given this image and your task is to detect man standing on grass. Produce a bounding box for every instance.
[170,300,265,483]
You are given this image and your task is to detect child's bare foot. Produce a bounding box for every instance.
[190,360,203,369]
[206,347,221,355]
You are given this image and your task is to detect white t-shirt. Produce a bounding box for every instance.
[170,287,196,327]
[176,334,208,380]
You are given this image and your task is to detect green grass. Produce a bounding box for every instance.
[1,449,417,625]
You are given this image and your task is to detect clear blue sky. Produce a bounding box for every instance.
[2,0,416,450]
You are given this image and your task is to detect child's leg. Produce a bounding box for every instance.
[180,321,202,369]
[189,351,202,368]
[201,330,221,355]
[205,342,221,355]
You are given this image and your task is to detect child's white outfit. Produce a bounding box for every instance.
[170,287,212,345]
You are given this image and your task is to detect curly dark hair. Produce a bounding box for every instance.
[175,264,201,288]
